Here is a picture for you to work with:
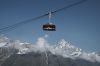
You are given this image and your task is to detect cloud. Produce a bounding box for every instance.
[79,52,100,63]
[0,35,100,63]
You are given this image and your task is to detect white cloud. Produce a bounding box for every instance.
[0,35,100,63]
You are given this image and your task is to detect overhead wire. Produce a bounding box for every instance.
[0,14,48,33]
[0,0,87,33]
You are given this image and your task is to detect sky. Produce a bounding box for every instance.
[0,0,100,52]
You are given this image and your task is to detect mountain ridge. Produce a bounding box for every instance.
[0,35,100,66]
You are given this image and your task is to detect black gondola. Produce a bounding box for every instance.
[43,23,56,31]
[42,12,56,31]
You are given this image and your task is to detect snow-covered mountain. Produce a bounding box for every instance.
[0,35,100,66]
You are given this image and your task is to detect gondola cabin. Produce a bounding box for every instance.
[43,23,56,31]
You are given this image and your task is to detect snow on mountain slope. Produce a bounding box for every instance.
[54,39,82,57]
[0,35,100,63]
[0,36,9,47]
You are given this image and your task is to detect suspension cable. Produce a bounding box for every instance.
[0,0,87,33]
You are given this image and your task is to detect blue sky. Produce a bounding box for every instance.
[0,0,100,52]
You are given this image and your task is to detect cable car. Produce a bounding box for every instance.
[43,23,56,31]
[42,12,56,31]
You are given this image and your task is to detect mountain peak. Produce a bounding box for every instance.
[54,39,82,58]
[0,36,100,63]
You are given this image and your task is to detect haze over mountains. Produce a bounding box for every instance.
[0,35,100,66]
